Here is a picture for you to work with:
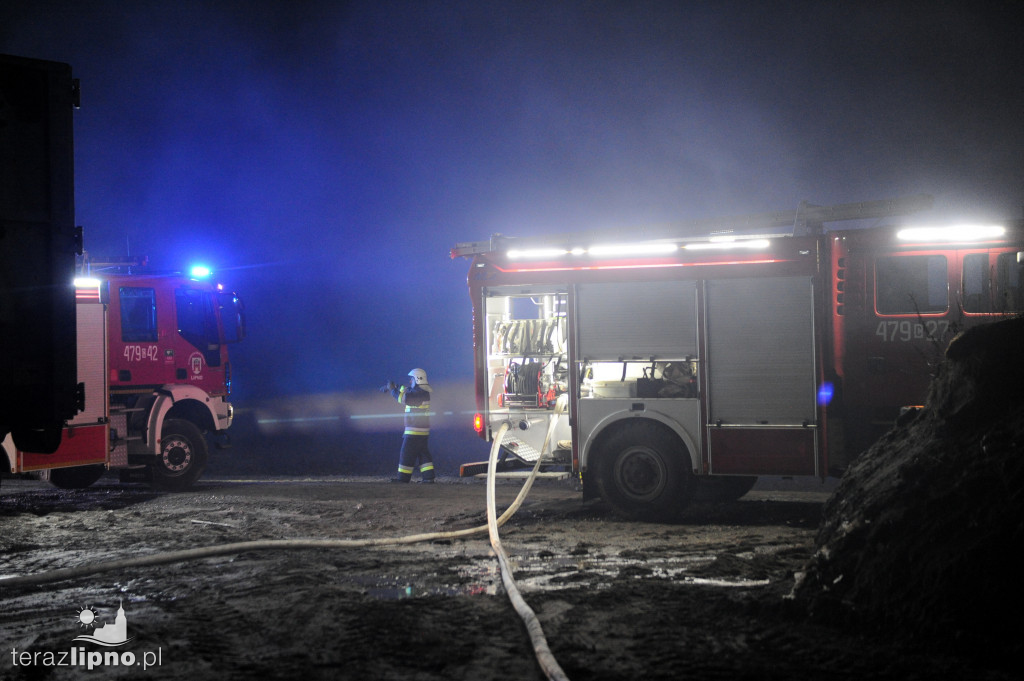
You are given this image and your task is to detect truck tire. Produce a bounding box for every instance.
[153,419,208,490]
[594,422,693,521]
[49,465,105,489]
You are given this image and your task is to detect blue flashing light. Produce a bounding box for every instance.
[817,382,834,406]
[190,265,212,278]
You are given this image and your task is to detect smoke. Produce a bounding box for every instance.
[249,379,477,435]
[2,0,1021,408]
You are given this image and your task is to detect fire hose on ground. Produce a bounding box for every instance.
[0,421,569,680]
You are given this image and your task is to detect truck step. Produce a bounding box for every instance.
[472,471,570,480]
[459,460,570,478]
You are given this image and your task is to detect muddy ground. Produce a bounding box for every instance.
[0,474,1012,680]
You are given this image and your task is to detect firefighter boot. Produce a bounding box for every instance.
[419,461,436,483]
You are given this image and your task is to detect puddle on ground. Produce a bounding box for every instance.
[357,549,771,600]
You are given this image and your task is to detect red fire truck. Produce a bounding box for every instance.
[2,260,245,489]
[452,196,1024,520]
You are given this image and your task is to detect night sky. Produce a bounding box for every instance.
[2,1,1021,453]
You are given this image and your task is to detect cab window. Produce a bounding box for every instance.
[960,252,1024,314]
[175,288,221,366]
[875,255,948,315]
[961,253,991,313]
[119,287,157,341]
[996,252,1024,313]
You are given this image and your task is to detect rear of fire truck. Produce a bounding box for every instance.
[4,280,110,487]
[460,233,824,521]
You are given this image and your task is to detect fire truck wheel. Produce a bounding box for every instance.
[594,422,692,522]
[153,419,208,490]
[49,465,105,489]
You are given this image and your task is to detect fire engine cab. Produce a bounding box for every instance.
[452,196,1024,520]
[2,259,246,489]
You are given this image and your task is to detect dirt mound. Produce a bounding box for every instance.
[793,316,1024,663]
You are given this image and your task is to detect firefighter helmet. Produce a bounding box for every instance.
[408,368,428,385]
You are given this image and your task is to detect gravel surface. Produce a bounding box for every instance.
[1,474,1011,680]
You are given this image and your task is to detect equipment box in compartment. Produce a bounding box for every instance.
[589,380,636,398]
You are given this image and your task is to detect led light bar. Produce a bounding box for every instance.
[682,238,771,251]
[507,243,679,259]
[504,237,777,260]
[587,242,678,256]
[896,225,1005,242]
[73,277,102,288]
[506,248,570,260]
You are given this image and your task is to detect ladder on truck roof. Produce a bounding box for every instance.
[450,194,934,258]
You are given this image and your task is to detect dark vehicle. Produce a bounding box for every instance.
[1,54,82,453]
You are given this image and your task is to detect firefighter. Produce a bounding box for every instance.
[383,368,436,483]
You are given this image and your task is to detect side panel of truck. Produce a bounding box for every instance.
[704,276,819,476]
[574,279,701,470]
[0,54,79,445]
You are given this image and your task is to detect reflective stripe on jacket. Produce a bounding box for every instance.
[392,384,431,436]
